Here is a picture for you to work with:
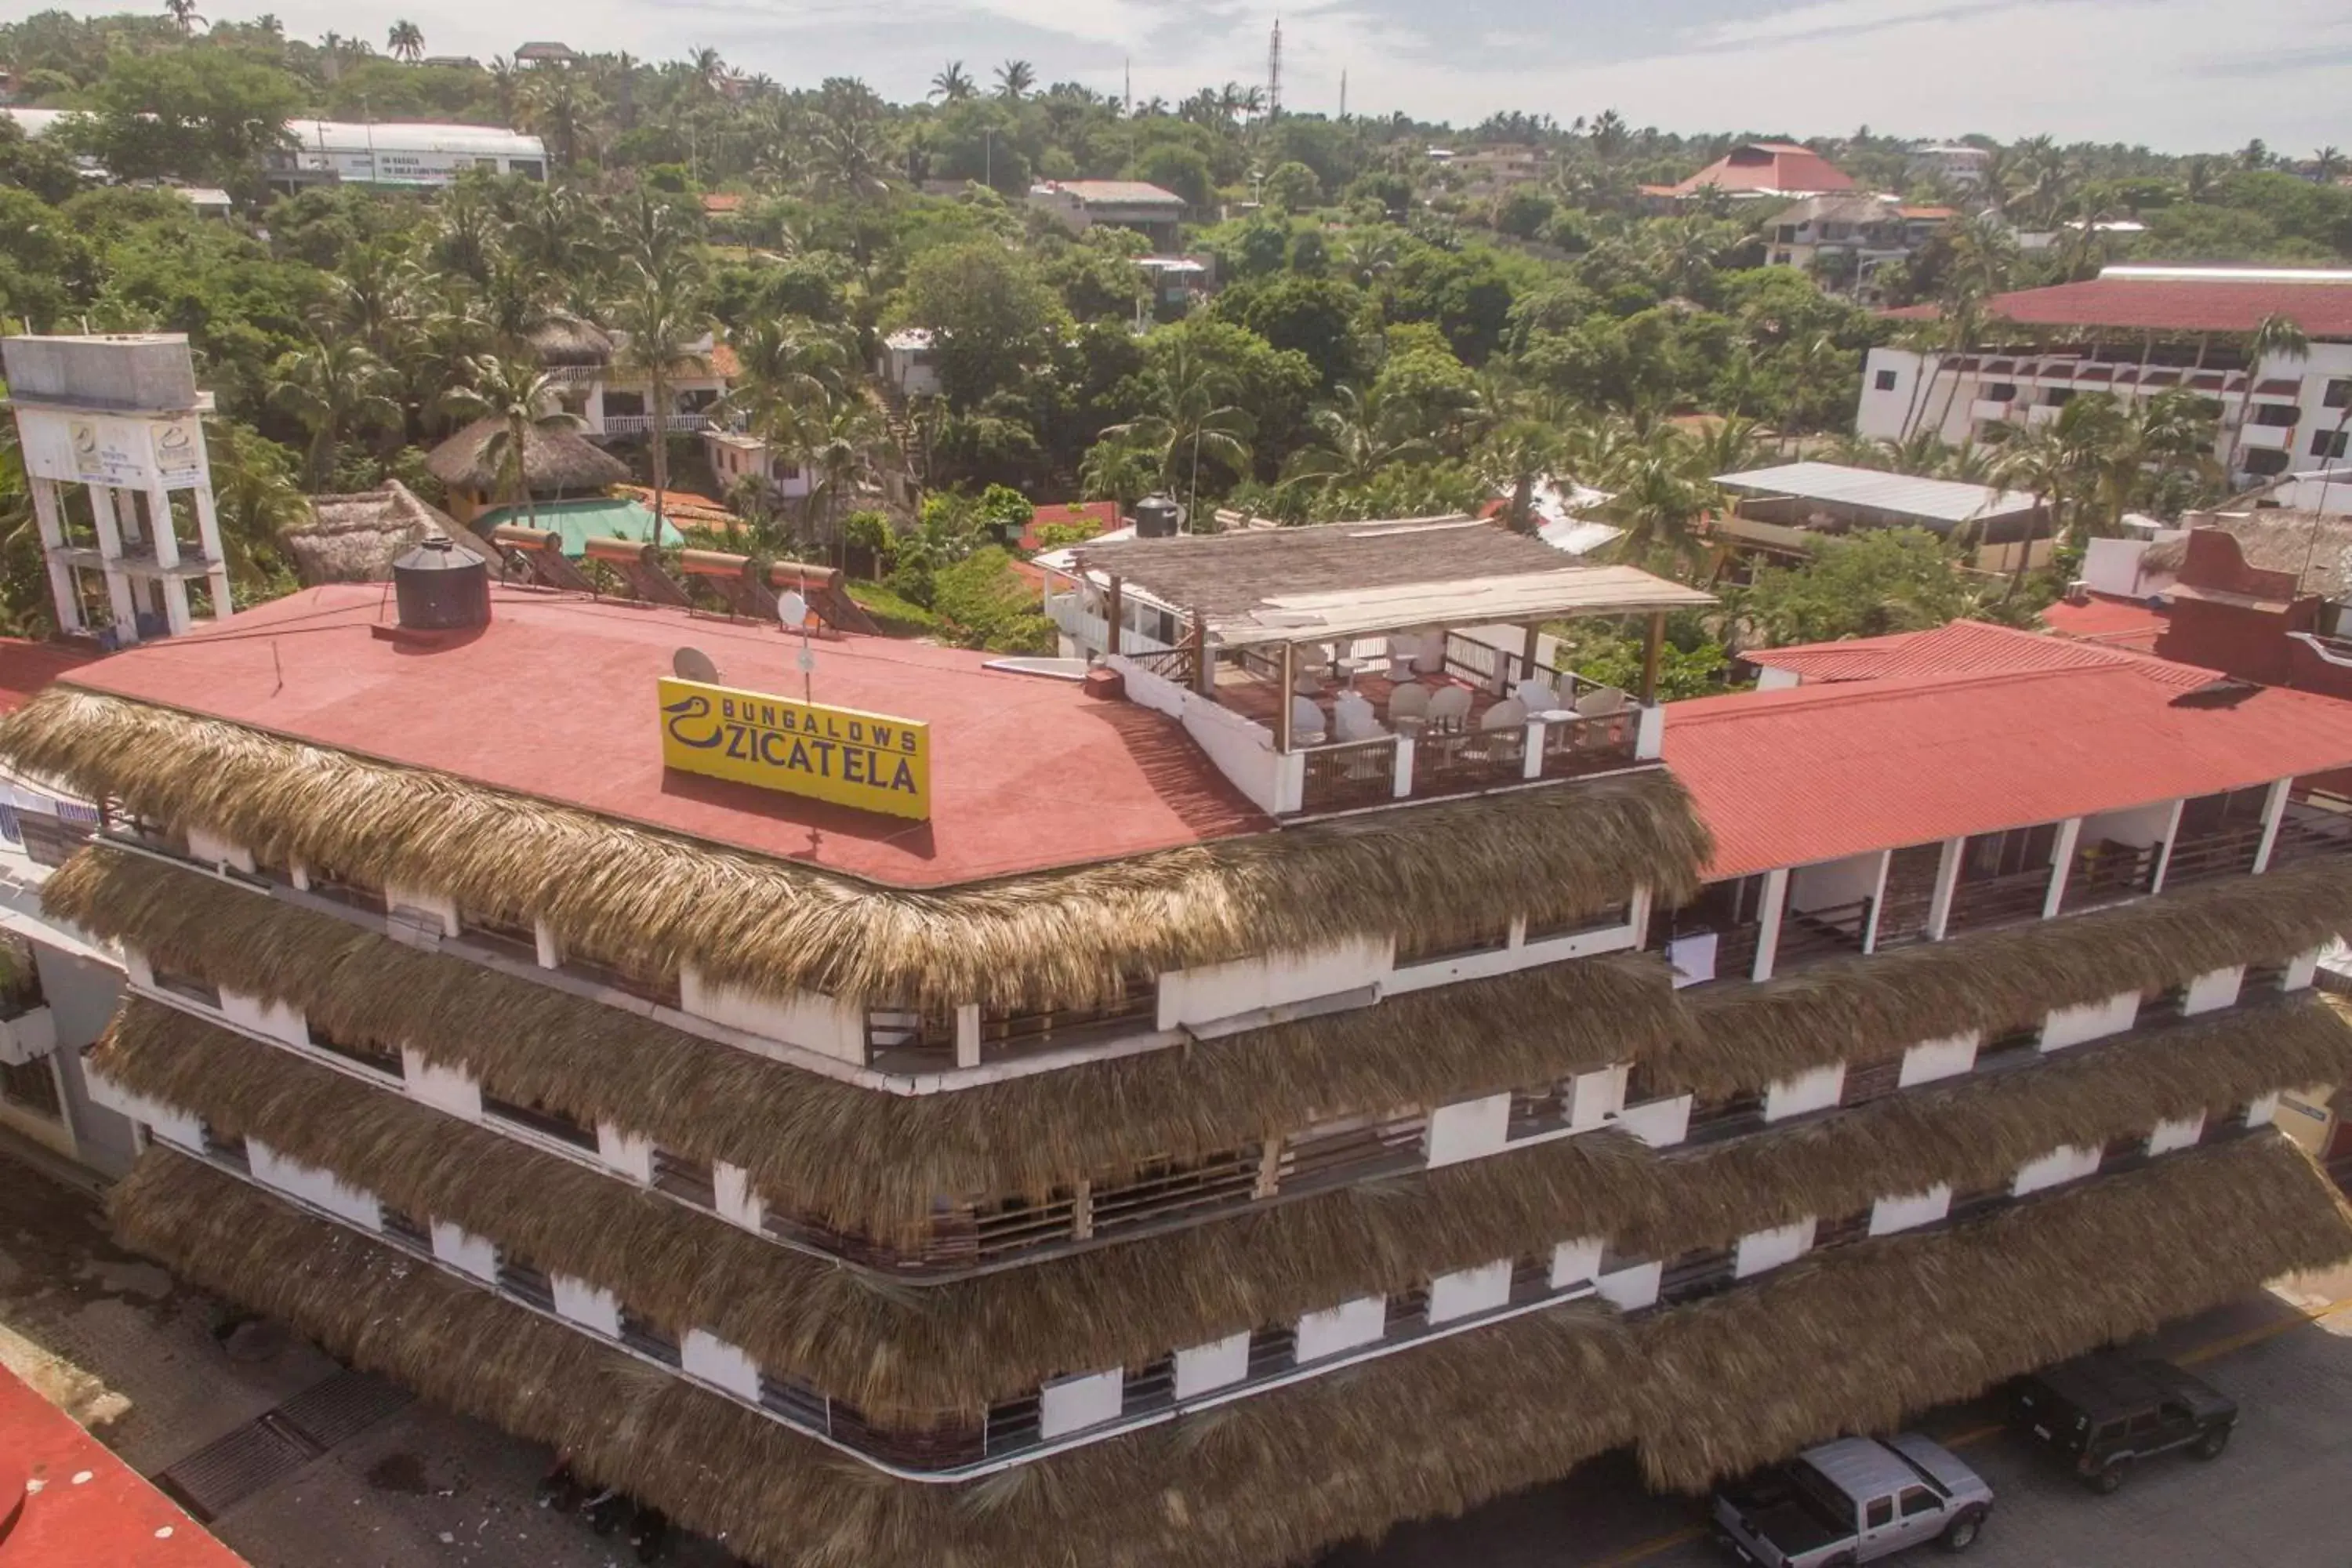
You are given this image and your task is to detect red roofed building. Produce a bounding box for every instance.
[1672,141,1856,198]
[0,1363,246,1567]
[1018,499,1122,551]
[1859,267,2352,491]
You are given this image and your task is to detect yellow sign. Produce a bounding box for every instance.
[658,677,931,820]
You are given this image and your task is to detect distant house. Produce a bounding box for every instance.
[1450,143,1547,192]
[878,328,943,398]
[1764,194,1954,294]
[267,119,548,189]
[1026,181,1186,249]
[1708,461,2053,577]
[514,40,579,67]
[525,314,736,441]
[1908,143,1992,188]
[702,428,812,503]
[2145,509,2352,699]
[1671,142,1857,201]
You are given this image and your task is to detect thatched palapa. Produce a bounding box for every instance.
[110,1136,2352,1568]
[280,480,504,586]
[1,702,1706,1008]
[1664,853,2352,1096]
[424,416,630,495]
[96,993,2352,1417]
[54,850,1689,1229]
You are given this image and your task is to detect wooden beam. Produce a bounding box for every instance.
[1275,641,1295,753]
[1639,610,1666,705]
[1102,573,1124,659]
[1520,622,1542,685]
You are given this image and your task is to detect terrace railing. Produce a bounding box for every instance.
[2267,793,2352,869]
[600,412,714,437]
[2061,838,2161,913]
[1412,724,1527,794]
[1298,736,1399,814]
[1773,897,1872,968]
[1944,866,2054,935]
[2158,822,2267,888]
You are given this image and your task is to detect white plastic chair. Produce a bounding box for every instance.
[1290,694,1329,746]
[1332,690,1385,742]
[1575,687,1628,718]
[1425,685,1472,733]
[1386,683,1432,724]
[1409,628,1447,676]
[1513,677,1559,713]
[1480,696,1530,732]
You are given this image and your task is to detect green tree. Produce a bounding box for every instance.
[1101,340,1254,513]
[899,240,1062,408]
[1278,383,1434,499]
[928,61,974,103]
[2229,311,2310,476]
[267,334,404,490]
[608,265,710,544]
[387,19,423,61]
[1261,161,1322,212]
[994,60,1035,101]
[89,49,303,183]
[1741,529,1982,644]
[442,355,579,527]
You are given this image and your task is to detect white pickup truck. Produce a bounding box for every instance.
[1711,1435,1994,1566]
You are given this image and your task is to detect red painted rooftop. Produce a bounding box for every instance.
[0,1363,245,1567]
[1674,143,1854,195]
[1887,275,2352,337]
[62,586,1267,888]
[2040,593,2170,652]
[1673,628,2352,878]
[0,639,100,715]
[1020,501,1121,550]
[1742,619,2204,688]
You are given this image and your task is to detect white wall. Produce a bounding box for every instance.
[2147,1113,2207,1156]
[2040,992,2139,1052]
[1428,1259,1512,1324]
[1174,1332,1250,1399]
[1857,348,1929,441]
[1734,1218,1817,1279]
[2285,949,2321,992]
[431,1221,497,1281]
[186,826,255,873]
[383,880,460,938]
[1294,1296,1387,1361]
[1900,1033,1979,1087]
[1566,1065,1628,1131]
[2183,966,2245,1017]
[1595,1260,1662,1312]
[714,1161,766,1232]
[1871,1185,1952,1236]
[597,1123,655,1184]
[2245,1092,2281,1129]
[2076,800,2173,851]
[249,1139,380,1229]
[401,1049,481,1120]
[218,988,307,1047]
[680,969,866,1065]
[1112,653,1293,818]
[1159,937,1385,1030]
[1038,1369,1123,1439]
[1425,1094,1512,1167]
[1615,1095,1691,1149]
[2080,535,2179,600]
[1550,1236,1604,1289]
[551,1274,621,1337]
[1763,1063,1845,1123]
[682,1330,763,1403]
[1755,665,1802,692]
[1788,851,1882,913]
[2013,1144,2102,1197]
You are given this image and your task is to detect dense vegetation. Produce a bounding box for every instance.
[2,7,2343,651]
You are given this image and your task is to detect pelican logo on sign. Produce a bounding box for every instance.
[659,676,931,820]
[151,420,205,488]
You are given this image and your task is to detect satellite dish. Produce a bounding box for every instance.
[777,590,810,630]
[672,646,721,684]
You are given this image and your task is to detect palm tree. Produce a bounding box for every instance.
[718,320,848,430]
[608,267,709,546]
[162,0,204,33]
[782,397,890,543]
[808,114,890,198]
[443,356,581,528]
[520,70,600,169]
[488,56,517,121]
[929,61,975,103]
[1099,345,1252,514]
[1603,445,1715,579]
[2311,147,2346,184]
[2229,312,2311,480]
[201,418,309,590]
[267,335,404,491]
[995,60,1035,102]
[608,188,699,277]
[387,20,423,61]
[684,47,728,97]
[1278,385,1435,501]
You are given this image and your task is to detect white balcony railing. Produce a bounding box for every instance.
[601,412,714,437]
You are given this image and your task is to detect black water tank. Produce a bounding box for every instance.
[1134,494,1183,538]
[392,536,491,631]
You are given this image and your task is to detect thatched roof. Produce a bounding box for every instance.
[2145,511,2352,601]
[52,851,1689,1235]
[527,312,615,368]
[5,702,1707,1010]
[1661,855,2352,1096]
[423,416,630,495]
[109,1136,2352,1567]
[280,480,504,586]
[96,989,2351,1421]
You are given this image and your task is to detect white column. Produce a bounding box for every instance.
[27,479,81,633]
[1522,720,1545,780]
[2041,818,2082,920]
[147,485,183,567]
[2147,798,2187,894]
[953,1003,982,1070]
[1392,735,1414,798]
[1751,866,1790,981]
[191,483,231,622]
[1925,837,1964,941]
[1860,850,1893,953]
[87,487,139,641]
[2252,778,2293,873]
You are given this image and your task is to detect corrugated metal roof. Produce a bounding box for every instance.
[1715,463,2043,526]
[1668,660,2352,878]
[1886,273,2352,338]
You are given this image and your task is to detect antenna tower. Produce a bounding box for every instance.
[1338,67,1346,120]
[1266,15,1282,122]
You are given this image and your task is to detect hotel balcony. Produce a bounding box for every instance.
[2239,423,2295,453]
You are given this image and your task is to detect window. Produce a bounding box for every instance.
[982,1394,1042,1454]
[379,1204,431,1253]
[1245,1324,1297,1377]
[2045,387,2077,407]
[2312,429,2350,460]
[0,1057,61,1121]
[1686,1090,1766,1142]
[494,1248,555,1311]
[1875,368,1900,392]
[1508,1252,1553,1303]
[1947,1180,2007,1223]
[1659,1246,1736,1304]
[1985,383,2017,401]
[2252,401,2301,427]
[307,1021,402,1079]
[1900,1486,1942,1518]
[1866,1497,1894,1529]
[1121,1354,1176,1415]
[2127,1410,2163,1436]
[482,1092,598,1152]
[149,964,222,1010]
[1975,1022,2041,1069]
[2326,379,2351,409]
[1385,1286,1431,1334]
[199,1120,249,1172]
[652,1149,717,1208]
[2139,984,2187,1029]
[2245,448,2292,477]
[1815,1210,1872,1250]
[1841,1058,1904,1108]
[619,1308,681,1367]
[761,1370,829,1428]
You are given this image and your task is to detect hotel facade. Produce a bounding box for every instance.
[2,511,2352,1563]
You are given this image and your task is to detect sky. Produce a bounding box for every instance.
[194,0,2352,154]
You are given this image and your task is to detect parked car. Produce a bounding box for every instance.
[2008,1352,2236,1493]
[1711,1434,1993,1565]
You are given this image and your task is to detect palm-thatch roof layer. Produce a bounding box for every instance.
[525,311,615,369]
[53,850,1689,1233]
[96,995,2352,1419]
[281,481,506,586]
[424,416,630,495]
[1665,854,2352,1096]
[0,706,1704,1006]
[110,1136,2352,1568]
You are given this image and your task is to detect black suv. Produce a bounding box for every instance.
[2008,1352,2237,1494]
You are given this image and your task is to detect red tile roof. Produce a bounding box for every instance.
[1673,143,1855,196]
[1020,500,1121,550]
[2040,593,2170,652]
[0,638,100,714]
[1669,659,2352,878]
[1887,276,2352,338]
[701,194,745,213]
[1742,620,2206,689]
[0,1363,247,1567]
[63,586,1266,889]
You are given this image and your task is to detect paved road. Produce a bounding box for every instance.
[1328,1284,2352,1568]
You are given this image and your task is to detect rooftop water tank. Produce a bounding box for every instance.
[391,536,490,631]
[1134,494,1184,539]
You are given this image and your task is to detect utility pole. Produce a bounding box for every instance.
[1338,68,1346,121]
[1123,58,1132,118]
